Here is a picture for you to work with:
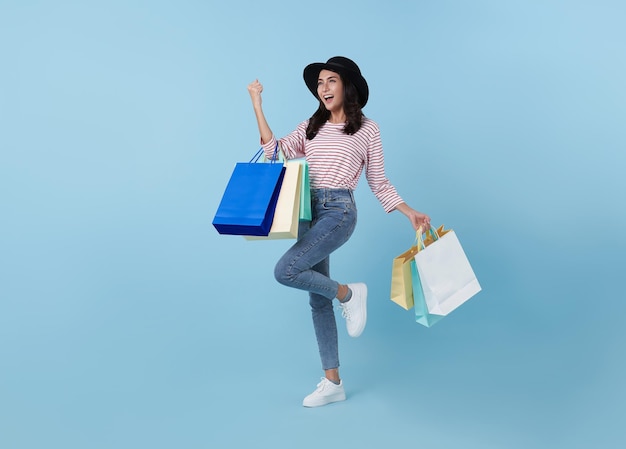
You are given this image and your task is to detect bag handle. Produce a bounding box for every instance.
[416,226,440,251]
[250,143,280,163]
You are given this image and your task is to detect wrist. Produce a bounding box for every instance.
[394,202,409,215]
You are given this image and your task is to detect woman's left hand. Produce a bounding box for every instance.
[395,203,431,232]
[407,210,431,233]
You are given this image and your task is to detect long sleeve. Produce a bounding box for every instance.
[362,123,404,213]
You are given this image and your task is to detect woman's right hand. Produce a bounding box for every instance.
[247,79,273,144]
[247,79,263,109]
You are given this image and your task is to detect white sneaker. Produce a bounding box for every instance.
[340,283,367,337]
[302,377,346,407]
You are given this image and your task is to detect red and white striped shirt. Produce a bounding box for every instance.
[262,118,404,213]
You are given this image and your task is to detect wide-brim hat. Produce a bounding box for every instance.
[303,56,369,108]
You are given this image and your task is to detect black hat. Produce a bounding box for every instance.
[303,56,369,108]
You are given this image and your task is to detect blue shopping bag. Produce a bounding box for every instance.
[213,146,286,236]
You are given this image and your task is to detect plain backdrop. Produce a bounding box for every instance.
[1,1,625,448]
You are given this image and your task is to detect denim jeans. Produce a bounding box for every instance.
[274,188,357,370]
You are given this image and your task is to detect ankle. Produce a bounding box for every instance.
[336,284,349,301]
[325,369,340,384]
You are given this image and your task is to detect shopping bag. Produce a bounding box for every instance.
[212,146,285,236]
[410,259,445,327]
[413,226,481,316]
[298,159,312,221]
[245,160,302,240]
[422,225,451,247]
[268,144,311,222]
[390,244,420,310]
[390,227,444,310]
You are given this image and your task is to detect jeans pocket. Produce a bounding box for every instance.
[322,200,352,213]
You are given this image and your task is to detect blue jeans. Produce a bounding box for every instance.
[274,188,357,370]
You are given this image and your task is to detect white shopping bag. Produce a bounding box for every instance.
[413,227,481,316]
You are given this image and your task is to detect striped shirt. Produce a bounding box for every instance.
[262,118,404,213]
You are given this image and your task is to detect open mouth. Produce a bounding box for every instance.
[323,95,334,102]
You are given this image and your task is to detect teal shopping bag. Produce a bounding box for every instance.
[298,160,311,221]
[410,259,444,328]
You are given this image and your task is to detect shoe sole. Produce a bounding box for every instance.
[303,393,346,407]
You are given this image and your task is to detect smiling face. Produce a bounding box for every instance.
[317,69,344,114]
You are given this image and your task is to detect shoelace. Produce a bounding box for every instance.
[340,302,351,320]
[316,378,329,391]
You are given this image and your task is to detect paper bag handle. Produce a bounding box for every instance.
[250,143,280,163]
[416,226,440,251]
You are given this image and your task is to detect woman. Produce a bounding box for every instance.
[247,56,430,407]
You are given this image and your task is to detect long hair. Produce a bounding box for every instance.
[305,74,364,140]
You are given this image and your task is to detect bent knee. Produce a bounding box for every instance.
[274,262,293,286]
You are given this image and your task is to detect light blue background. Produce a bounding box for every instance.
[1,1,625,448]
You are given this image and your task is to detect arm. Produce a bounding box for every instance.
[248,79,307,160]
[247,79,273,145]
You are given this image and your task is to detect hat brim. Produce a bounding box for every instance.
[303,62,369,108]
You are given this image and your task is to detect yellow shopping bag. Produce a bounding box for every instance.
[389,226,450,310]
[390,244,420,310]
